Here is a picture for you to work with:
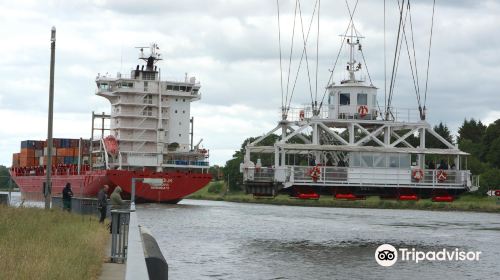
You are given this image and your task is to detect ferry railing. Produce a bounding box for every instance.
[253,167,275,181]
[247,165,469,189]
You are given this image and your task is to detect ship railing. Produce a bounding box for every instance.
[164,160,209,166]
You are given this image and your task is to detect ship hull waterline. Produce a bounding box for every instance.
[10,170,211,203]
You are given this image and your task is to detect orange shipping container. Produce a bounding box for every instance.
[20,148,35,157]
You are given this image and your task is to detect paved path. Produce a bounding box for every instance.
[98,235,126,280]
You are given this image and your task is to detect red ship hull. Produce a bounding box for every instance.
[10,169,211,203]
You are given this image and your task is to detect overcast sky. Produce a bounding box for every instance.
[0,0,499,167]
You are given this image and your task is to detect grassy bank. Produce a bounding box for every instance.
[188,181,500,213]
[0,206,108,280]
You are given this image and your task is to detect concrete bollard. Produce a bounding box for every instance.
[140,227,168,280]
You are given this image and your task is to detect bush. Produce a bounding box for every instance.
[207,181,224,194]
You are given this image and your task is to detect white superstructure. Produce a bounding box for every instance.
[93,44,208,170]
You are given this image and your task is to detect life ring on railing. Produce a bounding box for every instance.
[299,110,305,121]
[412,168,424,182]
[308,165,321,182]
[358,105,369,118]
[437,170,448,182]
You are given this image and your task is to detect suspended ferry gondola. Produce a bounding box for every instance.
[241,0,478,201]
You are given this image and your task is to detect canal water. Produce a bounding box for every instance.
[138,199,500,280]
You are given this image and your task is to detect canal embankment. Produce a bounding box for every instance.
[188,181,500,213]
[0,204,108,280]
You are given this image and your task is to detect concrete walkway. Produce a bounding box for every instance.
[98,235,126,280]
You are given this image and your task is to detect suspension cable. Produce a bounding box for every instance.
[284,0,299,108]
[318,0,359,109]
[286,0,320,115]
[276,0,284,111]
[297,0,315,109]
[424,0,436,109]
[315,0,321,105]
[387,0,406,118]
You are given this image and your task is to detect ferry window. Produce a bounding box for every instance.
[351,153,360,167]
[361,154,373,167]
[186,87,192,92]
[183,99,185,102]
[182,110,185,113]
[173,86,180,91]
[180,86,186,91]
[175,110,178,113]
[399,154,410,169]
[357,93,368,105]
[388,154,399,168]
[175,98,178,102]
[166,85,173,90]
[373,153,386,168]
[339,93,350,105]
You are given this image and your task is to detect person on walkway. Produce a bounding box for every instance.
[62,183,73,212]
[110,186,126,209]
[97,185,109,223]
[109,186,126,234]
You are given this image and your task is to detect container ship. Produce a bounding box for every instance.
[10,44,211,203]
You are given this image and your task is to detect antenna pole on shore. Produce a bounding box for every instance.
[45,27,56,209]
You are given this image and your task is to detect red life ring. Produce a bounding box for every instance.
[412,168,424,182]
[308,165,321,182]
[436,170,448,182]
[358,105,369,118]
[299,110,305,121]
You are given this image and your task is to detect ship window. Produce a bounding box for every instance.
[166,85,173,90]
[183,99,185,102]
[142,72,156,80]
[182,110,185,113]
[180,86,186,91]
[175,110,178,113]
[179,134,181,137]
[339,93,350,105]
[142,106,153,116]
[120,82,133,88]
[357,93,368,105]
[175,98,178,102]
[173,86,180,91]
[186,87,192,92]
[143,94,153,104]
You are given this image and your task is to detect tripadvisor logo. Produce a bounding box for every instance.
[375,244,481,267]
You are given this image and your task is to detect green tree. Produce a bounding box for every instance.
[482,119,500,163]
[457,118,486,143]
[426,122,453,148]
[478,167,500,194]
[0,165,12,188]
[486,138,500,168]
